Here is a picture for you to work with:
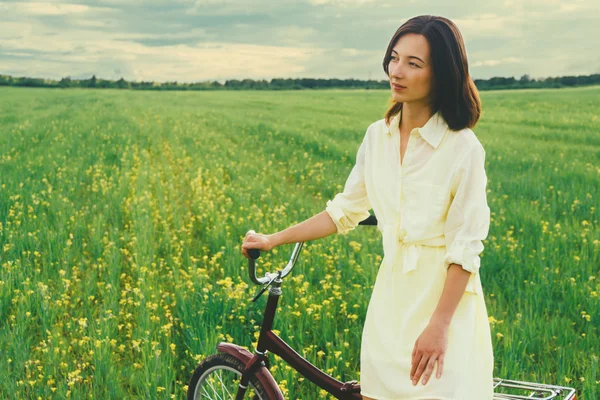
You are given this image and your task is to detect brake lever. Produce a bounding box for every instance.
[251,271,280,302]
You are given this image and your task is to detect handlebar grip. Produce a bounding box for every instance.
[358,214,378,226]
[248,249,261,259]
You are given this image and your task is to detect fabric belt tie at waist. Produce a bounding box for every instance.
[379,223,482,295]
[379,224,445,274]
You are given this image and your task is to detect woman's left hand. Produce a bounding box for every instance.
[410,320,449,386]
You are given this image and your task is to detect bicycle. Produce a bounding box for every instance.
[187,215,578,400]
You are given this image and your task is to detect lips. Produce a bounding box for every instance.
[392,83,406,89]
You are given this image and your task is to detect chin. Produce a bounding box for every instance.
[391,93,405,103]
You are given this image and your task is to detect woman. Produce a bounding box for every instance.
[242,15,494,400]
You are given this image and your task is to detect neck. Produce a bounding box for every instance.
[399,102,434,136]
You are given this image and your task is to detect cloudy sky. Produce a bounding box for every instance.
[1,0,598,83]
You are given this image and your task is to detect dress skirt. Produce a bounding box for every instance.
[359,246,494,400]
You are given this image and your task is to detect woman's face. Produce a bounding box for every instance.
[387,33,433,106]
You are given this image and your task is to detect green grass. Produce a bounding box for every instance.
[0,85,598,399]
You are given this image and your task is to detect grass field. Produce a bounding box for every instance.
[0,85,598,399]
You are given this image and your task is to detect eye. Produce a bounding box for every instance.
[409,62,420,68]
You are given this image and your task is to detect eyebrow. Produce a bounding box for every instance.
[391,49,425,64]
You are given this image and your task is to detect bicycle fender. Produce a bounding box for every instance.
[217,342,284,400]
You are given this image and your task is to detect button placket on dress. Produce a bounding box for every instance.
[382,126,423,275]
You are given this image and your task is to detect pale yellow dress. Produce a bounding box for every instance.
[325,110,494,400]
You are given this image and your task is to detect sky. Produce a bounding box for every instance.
[1,0,599,83]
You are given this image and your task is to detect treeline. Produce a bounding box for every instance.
[1,73,599,91]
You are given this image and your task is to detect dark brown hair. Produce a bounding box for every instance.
[383,15,481,131]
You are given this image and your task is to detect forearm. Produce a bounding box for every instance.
[268,210,338,247]
[429,263,471,326]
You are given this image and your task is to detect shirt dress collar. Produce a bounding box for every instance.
[386,109,448,149]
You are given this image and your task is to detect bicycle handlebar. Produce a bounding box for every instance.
[246,214,378,285]
[247,242,304,285]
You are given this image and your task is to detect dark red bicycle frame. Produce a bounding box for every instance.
[210,214,578,400]
[224,280,362,400]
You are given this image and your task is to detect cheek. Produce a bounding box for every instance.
[415,71,432,91]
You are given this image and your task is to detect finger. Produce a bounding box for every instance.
[412,354,429,385]
[436,354,444,378]
[410,351,420,379]
[421,356,438,385]
[412,341,417,359]
[410,340,418,375]
[241,239,254,250]
[242,241,251,257]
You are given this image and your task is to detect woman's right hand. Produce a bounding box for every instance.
[241,230,276,259]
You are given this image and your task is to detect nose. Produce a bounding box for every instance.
[389,60,404,80]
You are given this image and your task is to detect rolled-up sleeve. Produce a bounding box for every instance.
[443,144,491,274]
[325,134,372,235]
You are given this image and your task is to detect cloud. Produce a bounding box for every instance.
[453,14,524,39]
[471,57,521,68]
[0,0,598,81]
[503,0,597,13]
[309,0,381,6]
[0,19,323,81]
[0,1,114,15]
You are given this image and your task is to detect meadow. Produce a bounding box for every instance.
[0,85,598,399]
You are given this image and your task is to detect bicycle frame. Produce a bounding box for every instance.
[228,275,361,400]
[217,216,578,400]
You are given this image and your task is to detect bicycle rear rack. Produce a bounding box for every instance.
[493,378,577,399]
